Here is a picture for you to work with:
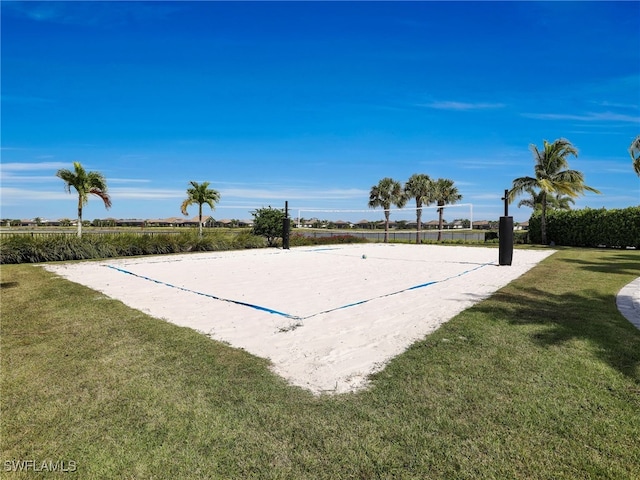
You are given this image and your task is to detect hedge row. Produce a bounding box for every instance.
[288,233,368,247]
[528,206,640,248]
[0,231,266,264]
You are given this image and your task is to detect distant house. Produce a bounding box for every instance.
[473,220,491,230]
[43,219,63,227]
[215,219,233,227]
[186,215,214,227]
[146,217,185,227]
[333,220,351,229]
[515,221,529,231]
[424,220,442,230]
[117,219,146,227]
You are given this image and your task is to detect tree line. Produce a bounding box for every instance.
[53,136,637,243]
[368,176,462,243]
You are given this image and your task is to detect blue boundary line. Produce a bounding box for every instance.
[301,262,493,319]
[105,265,298,319]
[105,260,494,321]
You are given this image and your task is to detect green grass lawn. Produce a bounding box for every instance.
[1,247,639,479]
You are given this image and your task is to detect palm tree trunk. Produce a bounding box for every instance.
[437,205,444,242]
[540,200,548,245]
[198,204,203,237]
[416,203,422,244]
[540,202,547,245]
[384,210,390,243]
[77,199,83,238]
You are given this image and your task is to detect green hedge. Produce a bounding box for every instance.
[289,233,368,247]
[0,231,266,264]
[528,206,640,247]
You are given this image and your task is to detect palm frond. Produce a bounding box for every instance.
[629,135,640,176]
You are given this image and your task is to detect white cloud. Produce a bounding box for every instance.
[108,178,152,184]
[109,188,184,200]
[0,173,60,183]
[0,162,70,172]
[522,111,640,123]
[221,187,369,201]
[469,193,503,200]
[592,100,639,110]
[455,159,521,170]
[419,101,505,111]
[0,187,72,203]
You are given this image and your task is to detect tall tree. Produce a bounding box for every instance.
[404,173,434,244]
[251,206,285,247]
[517,187,575,212]
[56,161,111,238]
[508,138,600,244]
[181,181,221,237]
[368,177,406,243]
[629,135,640,176]
[433,178,462,241]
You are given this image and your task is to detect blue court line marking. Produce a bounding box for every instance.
[106,260,495,321]
[300,262,494,319]
[105,265,297,319]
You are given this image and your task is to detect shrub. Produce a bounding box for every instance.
[528,206,640,247]
[0,230,267,264]
[289,233,368,247]
[252,207,286,247]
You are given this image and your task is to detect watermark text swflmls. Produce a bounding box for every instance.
[4,459,77,473]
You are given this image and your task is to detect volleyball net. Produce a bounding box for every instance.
[294,203,474,231]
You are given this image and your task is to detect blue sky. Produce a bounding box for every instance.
[1,1,639,224]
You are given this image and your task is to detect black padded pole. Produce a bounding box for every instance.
[499,190,513,265]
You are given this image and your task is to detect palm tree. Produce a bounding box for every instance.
[629,135,640,176]
[404,173,434,244]
[181,181,221,237]
[56,161,111,238]
[517,187,575,212]
[508,138,600,245]
[368,177,406,243]
[432,178,462,241]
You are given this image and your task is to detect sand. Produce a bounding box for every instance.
[43,244,555,394]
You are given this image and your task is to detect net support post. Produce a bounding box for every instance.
[498,216,513,265]
[499,189,513,266]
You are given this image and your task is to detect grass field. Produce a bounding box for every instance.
[1,247,639,479]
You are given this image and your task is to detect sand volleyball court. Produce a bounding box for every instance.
[44,244,554,394]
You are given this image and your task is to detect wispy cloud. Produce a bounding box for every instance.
[455,159,521,170]
[109,188,184,200]
[0,173,60,183]
[109,178,152,184]
[0,186,185,203]
[1,185,370,206]
[0,162,70,172]
[469,193,503,201]
[222,187,369,201]
[591,100,638,110]
[3,2,183,28]
[0,187,72,203]
[522,111,640,123]
[418,101,506,111]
